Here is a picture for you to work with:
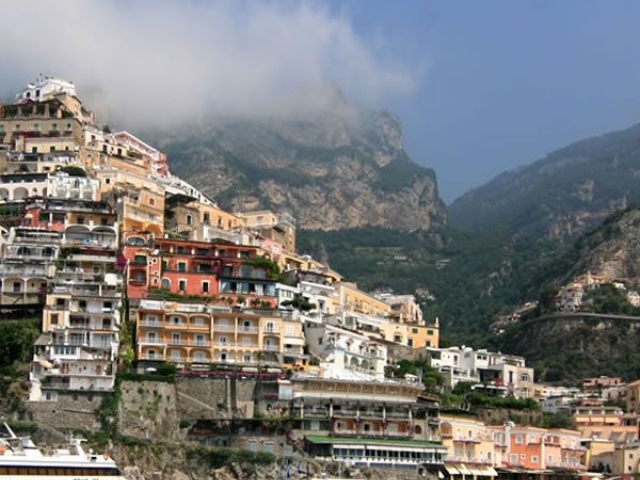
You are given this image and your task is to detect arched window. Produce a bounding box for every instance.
[160,278,171,290]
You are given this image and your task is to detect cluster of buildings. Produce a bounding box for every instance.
[556,272,639,313]
[0,77,438,406]
[7,76,640,480]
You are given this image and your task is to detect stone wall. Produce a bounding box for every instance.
[29,392,107,432]
[118,380,180,441]
[175,377,257,422]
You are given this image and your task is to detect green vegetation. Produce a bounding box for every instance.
[582,284,640,315]
[541,412,575,429]
[299,226,556,346]
[242,256,283,281]
[392,359,443,392]
[186,445,274,472]
[58,165,87,177]
[281,293,317,312]
[0,317,41,367]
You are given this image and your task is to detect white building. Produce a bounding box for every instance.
[305,323,388,380]
[17,76,77,103]
[427,346,534,397]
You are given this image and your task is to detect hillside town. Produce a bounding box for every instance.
[2,76,640,480]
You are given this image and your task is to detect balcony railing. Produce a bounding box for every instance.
[213,324,236,332]
[139,320,162,328]
[239,326,258,333]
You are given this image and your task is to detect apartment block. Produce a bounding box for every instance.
[136,299,304,366]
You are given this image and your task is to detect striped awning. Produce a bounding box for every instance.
[457,464,473,476]
[477,467,498,477]
[444,465,461,476]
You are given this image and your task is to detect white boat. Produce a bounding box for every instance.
[0,424,126,479]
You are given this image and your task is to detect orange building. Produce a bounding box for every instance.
[123,235,279,309]
[489,425,586,473]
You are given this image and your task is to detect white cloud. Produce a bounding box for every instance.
[0,0,420,127]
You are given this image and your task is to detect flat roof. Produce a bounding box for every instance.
[305,435,444,448]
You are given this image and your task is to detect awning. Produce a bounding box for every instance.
[37,359,53,369]
[457,464,473,476]
[477,467,498,477]
[444,465,461,476]
[466,467,484,477]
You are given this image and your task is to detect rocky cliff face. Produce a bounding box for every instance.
[157,109,447,231]
[449,122,640,238]
[533,207,640,290]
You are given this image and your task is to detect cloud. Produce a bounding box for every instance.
[0,0,420,127]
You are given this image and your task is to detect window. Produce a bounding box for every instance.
[160,278,171,289]
[427,329,434,335]
[50,313,59,325]
[186,214,193,225]
[531,456,538,463]
[203,213,210,224]
[193,317,205,326]
[412,327,419,333]
[32,146,38,153]
[202,281,209,293]
[515,434,523,444]
[178,280,186,291]
[177,262,186,272]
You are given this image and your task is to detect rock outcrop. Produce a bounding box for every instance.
[157,109,447,231]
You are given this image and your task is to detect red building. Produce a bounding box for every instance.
[122,234,279,308]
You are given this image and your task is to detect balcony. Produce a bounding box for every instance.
[0,264,53,277]
[239,326,258,334]
[140,354,165,361]
[192,340,211,348]
[140,338,165,346]
[168,339,189,346]
[139,320,163,328]
[263,327,280,334]
[213,324,236,332]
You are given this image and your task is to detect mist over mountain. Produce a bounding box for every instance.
[154,105,447,232]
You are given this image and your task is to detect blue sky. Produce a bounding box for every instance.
[334,0,640,202]
[3,1,640,203]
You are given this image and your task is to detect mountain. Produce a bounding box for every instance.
[494,206,640,383]
[529,206,640,295]
[449,123,640,238]
[154,108,447,231]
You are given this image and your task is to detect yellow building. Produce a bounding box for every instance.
[238,210,296,253]
[627,379,640,414]
[440,415,497,474]
[337,282,391,318]
[136,300,305,365]
[95,169,166,237]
